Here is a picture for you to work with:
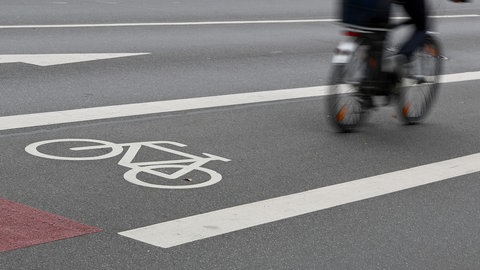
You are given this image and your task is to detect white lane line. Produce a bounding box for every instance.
[428,14,480,18]
[0,14,477,29]
[0,19,336,29]
[0,86,328,131]
[440,70,480,84]
[119,152,480,248]
[0,71,479,131]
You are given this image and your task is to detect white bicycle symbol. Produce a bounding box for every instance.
[25,139,231,189]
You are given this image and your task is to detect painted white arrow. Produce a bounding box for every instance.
[0,53,150,66]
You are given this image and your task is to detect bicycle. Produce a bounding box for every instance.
[327,2,443,132]
[25,138,231,189]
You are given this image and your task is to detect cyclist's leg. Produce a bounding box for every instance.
[398,0,428,59]
[385,0,428,78]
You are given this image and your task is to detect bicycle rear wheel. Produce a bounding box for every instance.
[327,43,369,132]
[25,138,123,161]
[397,35,442,124]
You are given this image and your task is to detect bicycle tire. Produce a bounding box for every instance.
[25,138,123,161]
[396,34,442,124]
[327,41,369,132]
[123,164,222,189]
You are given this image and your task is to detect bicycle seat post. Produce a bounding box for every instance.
[368,36,386,81]
[359,31,391,95]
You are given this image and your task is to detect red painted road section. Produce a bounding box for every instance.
[0,198,101,253]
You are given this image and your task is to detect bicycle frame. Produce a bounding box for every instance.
[333,33,394,96]
[116,141,231,180]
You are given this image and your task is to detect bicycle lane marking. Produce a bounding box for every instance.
[118,152,480,248]
[1,70,480,131]
[25,139,231,189]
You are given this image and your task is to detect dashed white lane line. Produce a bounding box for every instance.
[119,152,480,248]
[0,14,477,29]
[0,71,479,132]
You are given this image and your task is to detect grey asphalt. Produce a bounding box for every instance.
[1,1,480,269]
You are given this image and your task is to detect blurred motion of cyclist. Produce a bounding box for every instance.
[393,0,428,60]
[388,0,470,71]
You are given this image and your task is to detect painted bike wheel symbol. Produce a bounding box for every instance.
[25,138,230,189]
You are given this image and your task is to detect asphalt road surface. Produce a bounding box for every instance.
[1,1,480,269]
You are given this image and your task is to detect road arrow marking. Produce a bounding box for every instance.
[0,53,150,66]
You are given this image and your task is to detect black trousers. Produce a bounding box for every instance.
[398,0,428,59]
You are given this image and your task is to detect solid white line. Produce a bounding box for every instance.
[0,14,477,29]
[0,19,336,29]
[428,14,480,18]
[0,86,328,131]
[0,71,479,131]
[119,152,480,248]
[440,70,480,84]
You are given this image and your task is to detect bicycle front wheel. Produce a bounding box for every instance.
[123,165,223,189]
[397,35,442,124]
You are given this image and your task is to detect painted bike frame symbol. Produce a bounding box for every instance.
[25,139,231,189]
